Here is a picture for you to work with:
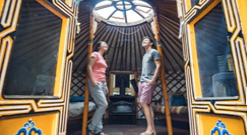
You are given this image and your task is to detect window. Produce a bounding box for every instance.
[191,3,239,99]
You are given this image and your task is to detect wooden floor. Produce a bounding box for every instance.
[67,119,190,135]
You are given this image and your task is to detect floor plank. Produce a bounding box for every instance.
[67,119,190,135]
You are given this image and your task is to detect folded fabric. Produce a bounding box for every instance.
[68,102,96,117]
[153,105,188,115]
[70,96,92,102]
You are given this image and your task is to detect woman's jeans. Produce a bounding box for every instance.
[88,81,108,134]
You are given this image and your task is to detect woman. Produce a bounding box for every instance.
[87,41,109,135]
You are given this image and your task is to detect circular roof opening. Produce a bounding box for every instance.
[93,0,154,26]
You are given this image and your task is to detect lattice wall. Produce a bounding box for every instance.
[70,70,186,119]
[70,70,86,96]
[166,70,186,95]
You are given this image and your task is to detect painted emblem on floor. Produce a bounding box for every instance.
[211,120,232,135]
[15,119,43,135]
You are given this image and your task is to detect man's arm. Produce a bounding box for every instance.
[148,59,161,85]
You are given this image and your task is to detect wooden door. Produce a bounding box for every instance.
[179,0,247,134]
[0,0,77,134]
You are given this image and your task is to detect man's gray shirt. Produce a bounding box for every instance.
[140,49,161,83]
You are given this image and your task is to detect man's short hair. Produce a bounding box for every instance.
[143,36,156,48]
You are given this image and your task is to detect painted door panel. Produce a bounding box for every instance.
[0,0,77,134]
[179,0,247,134]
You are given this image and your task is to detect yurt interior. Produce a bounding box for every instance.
[68,0,189,135]
[1,0,247,135]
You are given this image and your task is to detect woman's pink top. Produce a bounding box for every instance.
[89,52,107,82]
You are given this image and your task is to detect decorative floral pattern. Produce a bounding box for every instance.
[15,119,43,135]
[211,120,232,135]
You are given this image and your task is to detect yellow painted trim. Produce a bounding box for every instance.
[0,0,77,134]
[222,0,236,33]
[54,18,68,97]
[237,37,247,86]
[188,24,202,98]
[185,0,192,12]
[189,0,220,98]
[192,104,247,133]
[64,0,72,7]
[1,0,17,28]
[0,38,7,72]
[196,113,246,135]
[0,37,13,97]
[36,0,67,19]
[189,0,220,24]
[0,0,22,38]
[235,0,247,47]
[52,0,74,17]
[0,112,59,135]
[36,0,69,97]
[0,0,4,17]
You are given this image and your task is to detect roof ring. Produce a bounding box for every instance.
[93,0,154,26]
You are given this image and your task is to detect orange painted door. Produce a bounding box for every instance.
[179,0,247,134]
[0,0,77,134]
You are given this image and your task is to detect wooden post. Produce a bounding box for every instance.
[82,9,94,135]
[106,72,111,119]
[154,8,173,135]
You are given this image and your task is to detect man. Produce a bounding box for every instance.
[139,36,161,135]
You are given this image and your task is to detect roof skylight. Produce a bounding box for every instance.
[93,0,154,26]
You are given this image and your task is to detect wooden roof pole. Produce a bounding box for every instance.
[82,8,94,135]
[153,8,173,135]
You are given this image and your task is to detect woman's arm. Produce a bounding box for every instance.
[87,57,98,86]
